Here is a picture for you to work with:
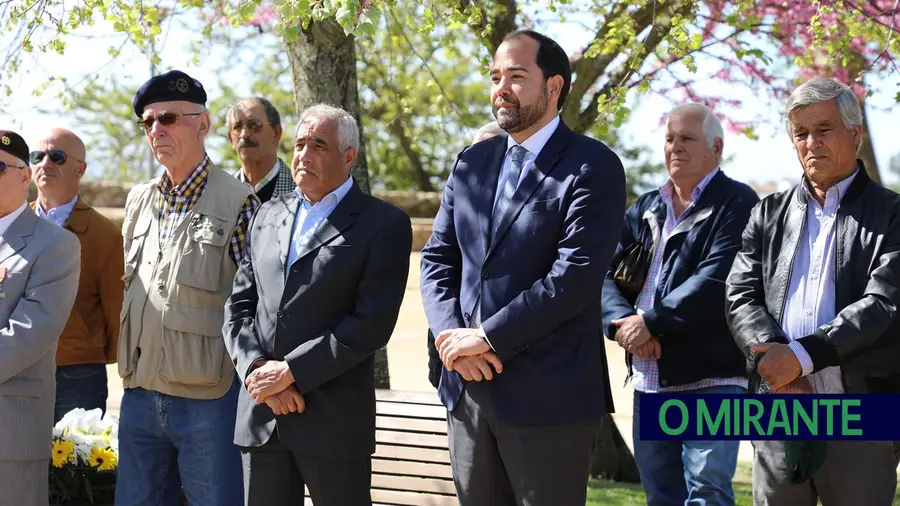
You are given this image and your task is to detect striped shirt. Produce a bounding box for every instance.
[157,156,258,265]
[632,168,748,393]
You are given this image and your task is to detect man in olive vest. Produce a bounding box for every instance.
[115,70,259,506]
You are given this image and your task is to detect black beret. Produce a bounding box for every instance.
[133,70,207,117]
[0,130,29,164]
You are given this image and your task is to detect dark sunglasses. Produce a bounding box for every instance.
[0,161,27,173]
[29,149,84,166]
[230,118,269,133]
[137,112,203,130]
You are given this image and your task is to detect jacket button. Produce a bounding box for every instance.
[464,312,470,320]
[481,270,488,280]
[157,283,165,293]
[277,310,284,318]
[660,379,668,386]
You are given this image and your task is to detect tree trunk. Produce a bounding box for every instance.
[284,18,390,388]
[858,99,882,185]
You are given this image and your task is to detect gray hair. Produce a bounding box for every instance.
[784,78,862,138]
[472,121,505,143]
[225,97,281,131]
[295,103,359,152]
[667,103,724,149]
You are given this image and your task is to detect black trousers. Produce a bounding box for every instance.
[240,432,372,506]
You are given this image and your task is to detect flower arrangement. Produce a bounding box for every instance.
[49,408,119,505]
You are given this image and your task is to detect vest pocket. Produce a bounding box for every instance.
[158,303,227,387]
[176,215,230,292]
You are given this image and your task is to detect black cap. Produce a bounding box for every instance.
[133,70,207,117]
[0,130,29,164]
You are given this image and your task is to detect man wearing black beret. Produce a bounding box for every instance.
[114,71,259,506]
[0,130,81,505]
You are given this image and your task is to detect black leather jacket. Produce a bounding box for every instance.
[726,165,900,394]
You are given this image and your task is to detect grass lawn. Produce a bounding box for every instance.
[586,477,754,506]
[585,463,900,505]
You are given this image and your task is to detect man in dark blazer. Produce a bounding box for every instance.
[420,30,627,505]
[223,104,412,506]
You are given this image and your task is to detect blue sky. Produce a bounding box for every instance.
[2,6,897,188]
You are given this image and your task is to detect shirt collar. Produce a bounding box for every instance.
[0,202,29,236]
[293,176,354,208]
[659,167,720,207]
[158,156,210,196]
[800,166,859,207]
[36,195,79,218]
[239,159,281,192]
[506,115,560,157]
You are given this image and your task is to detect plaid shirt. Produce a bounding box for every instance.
[631,168,748,393]
[157,156,258,265]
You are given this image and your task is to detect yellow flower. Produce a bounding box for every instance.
[88,446,117,471]
[51,440,76,468]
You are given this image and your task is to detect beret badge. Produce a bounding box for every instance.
[1,136,9,146]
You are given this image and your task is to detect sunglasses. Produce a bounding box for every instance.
[0,161,27,173]
[137,112,203,130]
[29,149,84,166]
[230,118,269,133]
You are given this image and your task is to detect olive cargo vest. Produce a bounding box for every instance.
[118,165,252,399]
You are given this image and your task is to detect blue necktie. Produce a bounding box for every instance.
[492,145,528,239]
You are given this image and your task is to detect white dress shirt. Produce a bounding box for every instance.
[782,170,858,394]
[0,203,28,236]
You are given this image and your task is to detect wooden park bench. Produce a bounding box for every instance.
[306,389,456,505]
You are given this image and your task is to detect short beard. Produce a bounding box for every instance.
[493,83,550,134]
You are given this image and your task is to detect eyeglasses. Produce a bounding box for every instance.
[29,149,84,166]
[137,112,203,130]
[230,118,269,133]
[0,161,27,173]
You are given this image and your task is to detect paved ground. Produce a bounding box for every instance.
[105,252,754,462]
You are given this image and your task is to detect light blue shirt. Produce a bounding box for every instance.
[285,177,354,277]
[494,115,560,210]
[35,195,79,228]
[783,169,858,394]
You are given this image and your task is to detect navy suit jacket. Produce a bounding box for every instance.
[420,120,626,425]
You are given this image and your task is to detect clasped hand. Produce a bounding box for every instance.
[748,342,803,392]
[612,315,661,359]
[436,328,503,382]
[245,360,305,416]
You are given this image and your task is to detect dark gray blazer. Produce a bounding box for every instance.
[223,182,412,459]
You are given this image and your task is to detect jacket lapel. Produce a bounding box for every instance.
[275,195,299,271]
[487,122,570,257]
[477,139,507,255]
[294,183,363,263]
[63,198,92,234]
[0,209,37,265]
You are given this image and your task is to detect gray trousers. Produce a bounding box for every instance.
[240,433,372,506]
[447,381,599,506]
[752,440,897,506]
[0,459,48,506]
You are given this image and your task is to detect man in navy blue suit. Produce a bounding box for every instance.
[420,30,627,506]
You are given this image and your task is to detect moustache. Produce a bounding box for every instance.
[495,96,519,108]
[237,138,259,149]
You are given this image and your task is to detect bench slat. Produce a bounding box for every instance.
[373,459,454,479]
[376,430,449,449]
[371,488,459,505]
[375,444,450,464]
[376,415,447,434]
[376,389,443,405]
[376,402,447,420]
[371,474,456,495]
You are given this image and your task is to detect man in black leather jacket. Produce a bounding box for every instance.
[725,77,900,505]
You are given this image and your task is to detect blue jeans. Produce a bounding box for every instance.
[55,363,108,422]
[115,378,243,506]
[633,385,744,506]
